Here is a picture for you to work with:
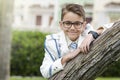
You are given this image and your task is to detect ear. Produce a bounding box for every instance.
[59,21,63,30]
[81,21,87,32]
[82,21,87,29]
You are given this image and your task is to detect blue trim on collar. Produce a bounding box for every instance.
[44,39,55,62]
[51,35,61,58]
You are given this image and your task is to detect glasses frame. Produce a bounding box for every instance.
[61,21,83,29]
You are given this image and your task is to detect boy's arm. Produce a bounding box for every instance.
[79,23,113,53]
[61,48,81,65]
[79,24,104,53]
[40,37,64,78]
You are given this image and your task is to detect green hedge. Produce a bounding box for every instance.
[11,31,120,77]
[101,59,120,77]
[11,31,47,76]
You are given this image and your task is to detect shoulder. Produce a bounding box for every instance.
[45,31,63,41]
[102,23,114,28]
[99,23,114,32]
[85,23,94,30]
[82,23,94,36]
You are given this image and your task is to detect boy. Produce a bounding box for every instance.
[40,3,104,78]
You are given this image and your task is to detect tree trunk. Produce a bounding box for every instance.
[49,21,120,80]
[0,0,13,80]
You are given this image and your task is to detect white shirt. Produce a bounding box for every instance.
[40,24,94,78]
[102,23,114,32]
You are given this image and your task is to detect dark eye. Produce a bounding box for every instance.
[74,22,81,26]
[74,21,83,26]
[63,21,71,26]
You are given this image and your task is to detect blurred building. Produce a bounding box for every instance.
[93,0,120,29]
[13,0,59,32]
[13,0,120,32]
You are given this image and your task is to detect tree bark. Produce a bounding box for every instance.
[0,0,13,80]
[49,21,120,80]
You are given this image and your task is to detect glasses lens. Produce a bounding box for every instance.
[62,21,83,29]
[74,22,83,29]
[63,21,72,28]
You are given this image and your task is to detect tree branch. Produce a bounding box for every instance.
[49,21,120,80]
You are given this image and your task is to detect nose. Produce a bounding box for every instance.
[70,24,75,29]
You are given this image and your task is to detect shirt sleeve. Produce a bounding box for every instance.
[82,23,95,36]
[40,37,65,78]
[101,23,114,32]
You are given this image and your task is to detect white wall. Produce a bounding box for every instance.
[92,0,120,29]
[13,0,57,32]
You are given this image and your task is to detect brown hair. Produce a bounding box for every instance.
[61,3,86,21]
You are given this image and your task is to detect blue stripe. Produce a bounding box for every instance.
[44,39,55,62]
[49,65,52,76]
[49,65,52,77]
[51,35,61,58]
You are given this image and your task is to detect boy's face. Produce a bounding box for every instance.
[60,12,86,41]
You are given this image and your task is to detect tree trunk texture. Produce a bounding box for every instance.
[0,0,13,80]
[49,21,120,80]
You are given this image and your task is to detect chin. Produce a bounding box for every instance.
[69,37,78,41]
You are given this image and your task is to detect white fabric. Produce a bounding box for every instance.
[40,23,94,78]
[102,23,114,32]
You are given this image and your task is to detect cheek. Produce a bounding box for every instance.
[82,25,86,30]
[82,23,86,31]
[76,29,82,34]
[59,24,68,31]
[61,27,68,31]
[79,26,85,33]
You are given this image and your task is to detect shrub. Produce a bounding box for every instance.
[11,31,47,76]
[11,31,120,77]
[101,59,120,77]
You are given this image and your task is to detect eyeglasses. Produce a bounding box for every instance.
[61,21,83,29]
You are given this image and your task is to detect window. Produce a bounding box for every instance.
[49,16,53,26]
[21,15,23,21]
[36,16,41,26]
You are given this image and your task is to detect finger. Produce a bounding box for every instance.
[83,46,87,54]
[86,43,90,53]
[85,39,91,53]
[86,43,90,52]
[83,42,89,53]
[82,45,88,54]
[79,47,84,54]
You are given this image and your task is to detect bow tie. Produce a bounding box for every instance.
[69,42,78,50]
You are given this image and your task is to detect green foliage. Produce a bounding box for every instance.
[10,76,120,80]
[11,31,120,77]
[96,77,120,80]
[11,31,48,76]
[10,76,47,80]
[101,59,120,77]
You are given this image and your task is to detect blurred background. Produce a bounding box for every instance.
[0,0,120,80]
[13,0,120,32]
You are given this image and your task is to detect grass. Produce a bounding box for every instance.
[96,77,120,80]
[10,76,120,80]
[10,76,46,80]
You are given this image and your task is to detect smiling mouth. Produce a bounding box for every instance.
[69,32,77,34]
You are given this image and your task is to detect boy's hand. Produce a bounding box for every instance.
[79,34,94,53]
[61,48,81,65]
